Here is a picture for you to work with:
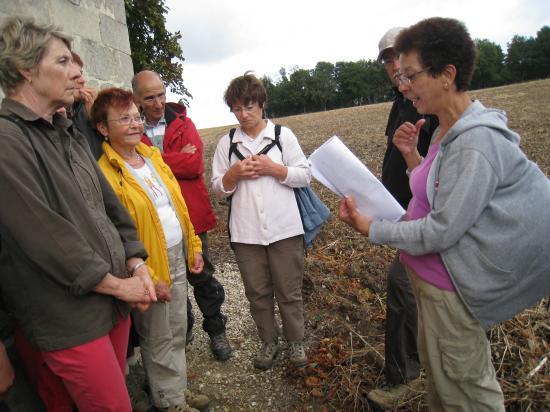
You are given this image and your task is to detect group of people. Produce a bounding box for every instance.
[0,13,549,412]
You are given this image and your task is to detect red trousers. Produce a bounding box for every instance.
[16,316,131,412]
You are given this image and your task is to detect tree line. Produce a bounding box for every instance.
[123,1,549,114]
[262,26,550,118]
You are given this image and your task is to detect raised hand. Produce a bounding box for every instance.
[393,118,425,156]
[393,118,425,171]
[80,86,98,116]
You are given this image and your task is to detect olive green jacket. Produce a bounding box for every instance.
[0,99,146,351]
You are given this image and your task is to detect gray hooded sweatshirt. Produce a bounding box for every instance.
[369,100,550,328]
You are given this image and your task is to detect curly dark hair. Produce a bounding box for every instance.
[224,71,267,110]
[394,17,476,91]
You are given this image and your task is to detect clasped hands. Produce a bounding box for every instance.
[121,261,157,311]
[232,154,283,180]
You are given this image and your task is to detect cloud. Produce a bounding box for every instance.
[165,1,266,63]
[164,0,550,129]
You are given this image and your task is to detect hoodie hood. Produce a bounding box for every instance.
[441,100,520,147]
[165,102,187,126]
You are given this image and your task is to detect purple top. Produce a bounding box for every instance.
[400,143,456,291]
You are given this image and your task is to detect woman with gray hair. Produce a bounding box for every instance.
[0,17,156,412]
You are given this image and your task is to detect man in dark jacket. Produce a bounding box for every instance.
[132,70,232,361]
[367,27,439,409]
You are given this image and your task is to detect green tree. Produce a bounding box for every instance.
[506,35,537,82]
[261,75,280,117]
[334,60,387,107]
[288,68,312,114]
[471,39,505,89]
[534,26,550,79]
[124,0,190,101]
[309,62,337,111]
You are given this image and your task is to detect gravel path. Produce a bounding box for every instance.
[185,262,305,411]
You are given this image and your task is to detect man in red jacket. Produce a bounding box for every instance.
[132,70,232,361]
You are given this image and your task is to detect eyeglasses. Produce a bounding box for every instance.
[394,68,431,87]
[231,104,258,115]
[143,93,166,104]
[108,115,145,125]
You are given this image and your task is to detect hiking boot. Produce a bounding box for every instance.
[253,340,279,370]
[158,402,199,412]
[367,378,423,409]
[126,372,152,412]
[288,341,308,368]
[210,332,233,361]
[184,389,210,411]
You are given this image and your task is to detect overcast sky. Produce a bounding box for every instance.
[164,0,549,130]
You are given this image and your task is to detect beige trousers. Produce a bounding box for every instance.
[233,235,305,343]
[133,243,188,408]
[405,267,505,412]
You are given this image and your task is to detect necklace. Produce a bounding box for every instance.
[125,152,144,168]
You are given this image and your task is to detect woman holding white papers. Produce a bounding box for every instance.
[211,72,311,370]
[339,17,550,411]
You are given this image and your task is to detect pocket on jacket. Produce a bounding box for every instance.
[472,247,517,294]
[439,333,490,381]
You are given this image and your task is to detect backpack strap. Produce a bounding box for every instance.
[226,127,241,249]
[228,124,283,160]
[256,124,282,156]
[228,128,245,161]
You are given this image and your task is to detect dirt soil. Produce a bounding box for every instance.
[186,79,550,411]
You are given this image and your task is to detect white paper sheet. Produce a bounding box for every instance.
[309,136,405,222]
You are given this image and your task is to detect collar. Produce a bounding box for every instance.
[144,114,167,129]
[102,141,156,170]
[232,119,273,143]
[0,98,72,130]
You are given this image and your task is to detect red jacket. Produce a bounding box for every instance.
[141,102,217,234]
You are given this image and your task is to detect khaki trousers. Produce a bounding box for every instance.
[405,267,505,412]
[133,243,188,408]
[233,235,305,343]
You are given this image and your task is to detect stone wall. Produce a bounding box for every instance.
[0,0,133,99]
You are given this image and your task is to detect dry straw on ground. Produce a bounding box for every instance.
[197,79,550,411]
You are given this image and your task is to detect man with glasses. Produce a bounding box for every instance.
[367,27,438,409]
[132,70,232,363]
